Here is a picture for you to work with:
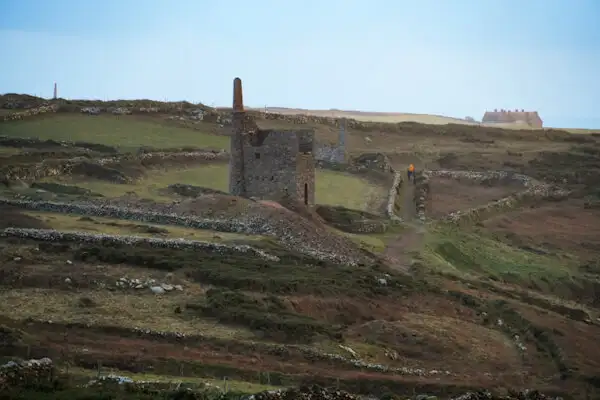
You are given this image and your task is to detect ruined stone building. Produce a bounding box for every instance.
[314,118,346,164]
[228,78,316,206]
[482,109,543,128]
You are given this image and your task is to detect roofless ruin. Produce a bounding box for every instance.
[228,78,316,207]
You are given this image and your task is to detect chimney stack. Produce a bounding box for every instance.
[233,77,244,113]
[53,82,57,100]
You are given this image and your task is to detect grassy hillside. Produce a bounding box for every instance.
[1,98,599,399]
[0,114,229,151]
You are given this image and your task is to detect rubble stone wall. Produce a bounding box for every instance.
[0,358,54,391]
[0,198,366,266]
[421,169,571,226]
[415,171,430,222]
[1,227,278,261]
[386,172,403,221]
[314,143,345,164]
[1,105,59,122]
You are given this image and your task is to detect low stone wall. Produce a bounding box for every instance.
[1,160,73,182]
[1,227,278,261]
[330,220,389,234]
[414,172,430,222]
[424,169,535,187]
[421,169,570,226]
[1,105,59,122]
[441,184,570,226]
[386,172,403,221]
[0,198,364,265]
[1,102,218,123]
[0,357,54,391]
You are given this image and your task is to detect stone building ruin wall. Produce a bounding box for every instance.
[229,129,316,206]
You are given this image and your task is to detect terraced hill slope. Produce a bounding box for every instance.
[1,94,599,399]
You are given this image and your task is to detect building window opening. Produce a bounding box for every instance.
[255,152,260,159]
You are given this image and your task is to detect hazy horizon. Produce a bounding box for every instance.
[1,0,599,129]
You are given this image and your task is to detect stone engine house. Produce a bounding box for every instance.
[228,78,316,206]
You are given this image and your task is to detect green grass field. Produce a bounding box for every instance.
[50,164,229,201]
[49,164,385,211]
[0,114,229,151]
[422,225,578,289]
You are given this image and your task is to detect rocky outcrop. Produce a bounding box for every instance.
[1,227,278,261]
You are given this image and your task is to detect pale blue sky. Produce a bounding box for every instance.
[1,0,599,128]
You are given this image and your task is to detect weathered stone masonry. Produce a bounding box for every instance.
[228,78,316,207]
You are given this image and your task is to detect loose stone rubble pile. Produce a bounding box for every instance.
[115,277,184,293]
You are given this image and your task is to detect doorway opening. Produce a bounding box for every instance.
[304,183,308,205]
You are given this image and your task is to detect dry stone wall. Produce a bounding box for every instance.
[386,172,403,221]
[1,227,278,261]
[1,102,217,123]
[415,171,429,222]
[0,357,54,391]
[1,105,59,121]
[425,170,536,187]
[421,169,571,226]
[0,198,367,266]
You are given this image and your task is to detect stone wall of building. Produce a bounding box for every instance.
[229,129,316,206]
[314,144,345,164]
[296,153,316,206]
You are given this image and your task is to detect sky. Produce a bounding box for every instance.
[1,0,599,128]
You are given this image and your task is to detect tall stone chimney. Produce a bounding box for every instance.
[233,77,244,113]
[53,82,58,100]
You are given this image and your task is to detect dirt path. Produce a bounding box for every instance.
[382,176,426,273]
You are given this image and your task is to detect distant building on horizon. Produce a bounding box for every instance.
[482,109,543,128]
